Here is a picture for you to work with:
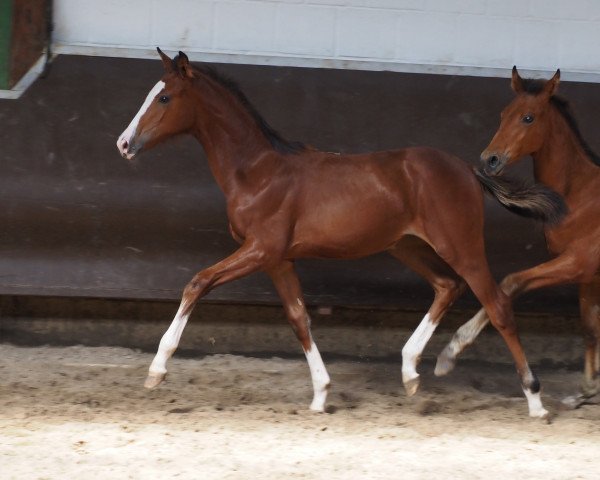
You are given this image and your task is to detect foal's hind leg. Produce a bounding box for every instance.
[578,278,600,398]
[453,262,548,418]
[428,218,547,417]
[390,238,466,396]
[145,241,266,388]
[436,252,592,377]
[267,261,331,412]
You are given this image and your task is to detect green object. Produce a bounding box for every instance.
[0,0,13,89]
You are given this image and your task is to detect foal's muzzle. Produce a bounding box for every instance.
[116,135,142,160]
[480,151,509,176]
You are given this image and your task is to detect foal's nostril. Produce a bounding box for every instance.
[488,155,499,168]
[122,139,129,150]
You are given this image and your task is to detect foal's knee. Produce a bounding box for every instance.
[184,274,211,297]
[435,278,465,301]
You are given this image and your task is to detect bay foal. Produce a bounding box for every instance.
[117,50,563,416]
[437,67,600,406]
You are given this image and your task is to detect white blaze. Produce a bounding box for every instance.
[117,80,165,159]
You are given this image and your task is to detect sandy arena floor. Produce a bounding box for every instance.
[1,344,599,479]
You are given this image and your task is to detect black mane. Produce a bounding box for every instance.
[522,78,600,166]
[191,63,306,155]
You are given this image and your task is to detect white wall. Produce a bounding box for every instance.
[52,0,600,81]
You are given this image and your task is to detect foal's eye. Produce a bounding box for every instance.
[158,95,170,104]
[522,114,534,124]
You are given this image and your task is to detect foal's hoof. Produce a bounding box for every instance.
[144,372,166,389]
[434,351,456,377]
[562,395,585,410]
[528,406,551,422]
[562,392,600,410]
[403,376,420,397]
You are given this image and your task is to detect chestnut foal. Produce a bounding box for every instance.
[117,50,563,416]
[437,67,600,407]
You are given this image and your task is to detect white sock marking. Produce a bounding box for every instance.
[148,300,190,376]
[402,313,437,384]
[446,308,489,358]
[521,368,548,418]
[117,80,165,158]
[524,388,548,418]
[304,340,330,412]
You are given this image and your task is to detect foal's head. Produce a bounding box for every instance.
[117,48,197,160]
[481,66,560,175]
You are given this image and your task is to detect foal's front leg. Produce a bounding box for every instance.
[268,261,331,412]
[145,241,266,388]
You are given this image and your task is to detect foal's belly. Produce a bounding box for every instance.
[288,201,409,259]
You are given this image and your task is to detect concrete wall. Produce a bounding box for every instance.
[53,0,600,81]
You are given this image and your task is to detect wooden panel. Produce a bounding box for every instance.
[0,0,13,89]
[8,0,47,88]
[0,0,47,90]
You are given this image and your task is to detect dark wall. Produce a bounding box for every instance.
[1,55,598,312]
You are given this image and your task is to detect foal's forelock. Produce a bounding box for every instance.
[117,80,166,159]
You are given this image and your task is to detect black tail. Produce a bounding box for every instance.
[474,168,568,225]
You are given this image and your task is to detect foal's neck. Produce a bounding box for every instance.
[533,110,596,197]
[189,75,276,194]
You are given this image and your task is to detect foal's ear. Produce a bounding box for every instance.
[157,47,174,73]
[542,69,561,98]
[511,66,525,93]
[175,51,195,79]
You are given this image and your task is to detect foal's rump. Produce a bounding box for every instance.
[397,146,484,210]
[394,147,487,250]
